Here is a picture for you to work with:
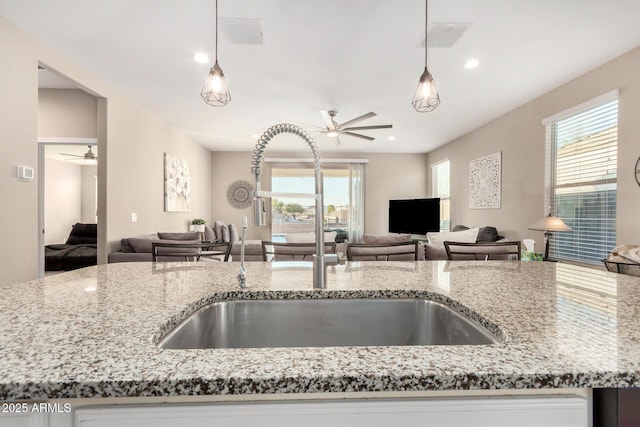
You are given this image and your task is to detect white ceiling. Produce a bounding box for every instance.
[3,0,640,153]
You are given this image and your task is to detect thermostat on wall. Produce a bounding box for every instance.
[17,165,34,181]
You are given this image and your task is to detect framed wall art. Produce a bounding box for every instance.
[469,151,501,209]
[164,153,191,212]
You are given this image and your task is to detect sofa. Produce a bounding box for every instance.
[423,225,507,260]
[355,227,508,261]
[108,231,203,263]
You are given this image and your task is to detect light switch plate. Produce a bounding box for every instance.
[131,213,137,223]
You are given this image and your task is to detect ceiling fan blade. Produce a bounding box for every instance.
[342,124,393,131]
[338,112,376,128]
[296,122,326,130]
[342,131,375,141]
[60,153,83,158]
[320,111,335,129]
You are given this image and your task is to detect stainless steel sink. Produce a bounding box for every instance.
[158,298,500,349]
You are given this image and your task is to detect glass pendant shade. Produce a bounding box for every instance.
[201,60,231,107]
[411,67,440,112]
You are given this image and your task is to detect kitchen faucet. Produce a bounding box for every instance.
[250,123,336,289]
[237,216,247,289]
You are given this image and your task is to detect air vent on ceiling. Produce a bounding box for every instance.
[421,23,472,48]
[221,18,263,45]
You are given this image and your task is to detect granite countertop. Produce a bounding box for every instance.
[1,260,640,401]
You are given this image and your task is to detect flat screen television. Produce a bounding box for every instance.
[388,198,440,235]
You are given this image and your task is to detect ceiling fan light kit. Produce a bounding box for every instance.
[201,0,231,107]
[412,0,440,112]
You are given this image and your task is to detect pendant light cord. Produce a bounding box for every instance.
[215,0,218,63]
[424,0,428,68]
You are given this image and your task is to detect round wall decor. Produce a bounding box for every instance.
[636,157,640,187]
[226,180,253,209]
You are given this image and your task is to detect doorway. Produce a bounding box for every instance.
[37,66,105,277]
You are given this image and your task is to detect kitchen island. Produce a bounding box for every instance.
[1,260,639,425]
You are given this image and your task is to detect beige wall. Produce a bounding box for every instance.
[81,164,97,223]
[44,158,81,245]
[426,45,640,247]
[0,16,211,285]
[211,151,429,240]
[38,89,97,137]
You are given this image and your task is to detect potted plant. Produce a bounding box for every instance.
[190,218,206,234]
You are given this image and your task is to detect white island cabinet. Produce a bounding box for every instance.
[69,397,587,427]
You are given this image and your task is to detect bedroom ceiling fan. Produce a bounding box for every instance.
[61,145,98,162]
[317,110,392,144]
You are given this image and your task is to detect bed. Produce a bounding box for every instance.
[45,223,97,271]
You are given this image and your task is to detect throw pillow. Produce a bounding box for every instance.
[158,231,201,241]
[220,224,231,242]
[451,225,470,232]
[476,226,499,243]
[213,220,225,241]
[204,225,216,242]
[128,238,157,253]
[362,233,412,244]
[229,223,240,242]
[119,234,156,253]
[427,227,479,247]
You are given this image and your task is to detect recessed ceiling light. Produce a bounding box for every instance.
[388,136,396,141]
[251,134,259,139]
[193,53,209,64]
[464,58,480,69]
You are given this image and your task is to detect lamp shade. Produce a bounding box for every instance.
[528,214,573,232]
[201,61,231,107]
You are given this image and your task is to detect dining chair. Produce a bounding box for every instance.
[346,241,419,261]
[151,241,232,262]
[261,241,337,262]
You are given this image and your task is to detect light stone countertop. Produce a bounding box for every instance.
[1,260,639,401]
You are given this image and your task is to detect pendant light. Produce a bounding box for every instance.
[411,0,440,112]
[201,0,231,107]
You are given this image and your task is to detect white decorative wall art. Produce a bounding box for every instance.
[469,152,501,209]
[164,153,191,212]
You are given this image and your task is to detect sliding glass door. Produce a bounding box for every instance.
[270,163,364,243]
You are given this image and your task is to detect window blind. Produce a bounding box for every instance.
[544,97,618,264]
[432,159,450,232]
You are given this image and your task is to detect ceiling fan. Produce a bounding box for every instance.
[61,145,98,162]
[317,110,392,144]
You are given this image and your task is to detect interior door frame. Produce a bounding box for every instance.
[37,137,98,278]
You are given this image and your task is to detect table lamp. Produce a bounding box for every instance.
[528,214,573,261]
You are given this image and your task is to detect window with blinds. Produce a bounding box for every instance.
[432,159,450,232]
[543,92,618,264]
